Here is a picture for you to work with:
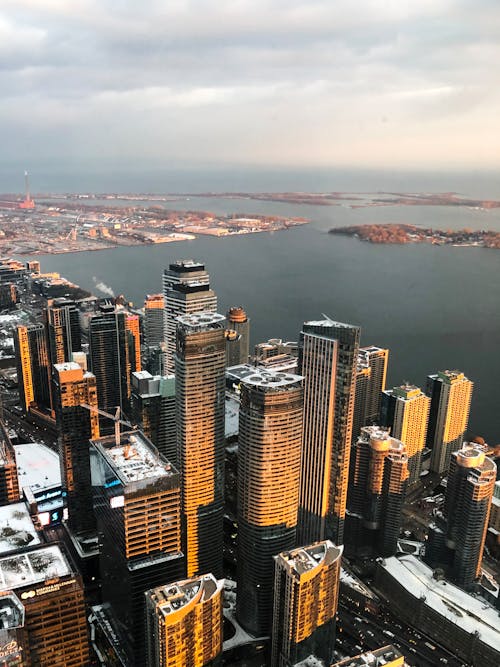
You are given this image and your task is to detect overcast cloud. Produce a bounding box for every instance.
[1,0,499,171]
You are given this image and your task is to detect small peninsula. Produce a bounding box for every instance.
[329,224,500,248]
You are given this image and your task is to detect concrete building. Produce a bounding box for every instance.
[45,297,82,365]
[226,306,250,364]
[271,540,342,667]
[236,370,303,636]
[0,421,20,504]
[331,645,409,667]
[144,293,165,348]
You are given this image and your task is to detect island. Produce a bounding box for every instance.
[329,224,500,248]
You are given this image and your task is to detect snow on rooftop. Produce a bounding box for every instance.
[381,555,500,650]
[225,393,240,438]
[99,432,173,484]
[14,443,61,493]
[0,502,40,556]
[0,544,70,591]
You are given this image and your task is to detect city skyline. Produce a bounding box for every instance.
[1,2,500,173]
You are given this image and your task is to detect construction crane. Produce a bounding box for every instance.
[80,404,134,446]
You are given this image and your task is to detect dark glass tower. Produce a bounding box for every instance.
[175,312,226,579]
[299,317,360,546]
[236,370,303,636]
[88,305,131,418]
[346,426,409,557]
[46,297,82,365]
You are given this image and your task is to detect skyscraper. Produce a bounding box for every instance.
[53,362,100,536]
[226,306,250,364]
[46,297,81,365]
[360,346,389,424]
[381,384,431,485]
[88,305,131,418]
[351,355,371,445]
[91,430,184,665]
[0,421,20,504]
[163,260,217,373]
[144,293,165,348]
[425,370,473,474]
[131,370,176,465]
[145,574,223,667]
[126,313,142,373]
[299,318,360,546]
[271,540,342,667]
[0,545,90,666]
[425,443,496,590]
[346,426,409,557]
[236,370,303,636]
[14,323,52,413]
[175,312,226,579]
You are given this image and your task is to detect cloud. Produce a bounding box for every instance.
[1,0,500,172]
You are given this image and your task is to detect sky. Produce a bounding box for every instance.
[1,0,500,173]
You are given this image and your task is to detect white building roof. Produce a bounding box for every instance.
[14,443,61,493]
[0,544,71,591]
[0,502,41,556]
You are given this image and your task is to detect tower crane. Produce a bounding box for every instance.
[80,404,135,446]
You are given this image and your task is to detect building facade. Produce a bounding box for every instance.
[46,297,82,366]
[0,421,20,504]
[271,540,342,667]
[14,323,52,413]
[163,260,217,373]
[236,370,303,636]
[346,426,409,557]
[226,306,250,364]
[380,384,430,485]
[145,574,223,667]
[144,294,165,348]
[299,318,360,546]
[425,370,473,474]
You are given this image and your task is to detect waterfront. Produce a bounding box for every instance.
[33,192,500,443]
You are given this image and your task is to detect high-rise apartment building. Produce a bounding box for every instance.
[271,540,342,667]
[425,443,496,590]
[225,329,243,367]
[346,426,409,557]
[91,430,184,665]
[88,305,131,417]
[14,323,52,413]
[425,370,473,474]
[360,346,389,424]
[163,260,217,373]
[175,312,226,579]
[145,574,223,667]
[381,384,430,485]
[131,370,176,465]
[0,544,90,666]
[236,370,303,636]
[53,362,100,536]
[226,306,250,364]
[299,318,360,546]
[352,356,371,445]
[0,421,20,504]
[126,314,142,373]
[144,293,165,348]
[46,297,81,365]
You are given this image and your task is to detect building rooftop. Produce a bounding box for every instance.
[359,426,406,455]
[392,384,424,400]
[148,574,222,618]
[95,430,175,484]
[0,502,40,556]
[380,555,500,651]
[305,316,359,331]
[434,369,468,384]
[331,644,407,666]
[176,311,225,330]
[0,591,25,629]
[0,544,71,592]
[14,442,61,493]
[241,370,302,390]
[277,540,342,577]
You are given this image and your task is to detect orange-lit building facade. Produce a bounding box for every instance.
[14,324,52,414]
[236,370,303,636]
[426,370,473,474]
[299,318,360,546]
[0,545,89,667]
[0,422,20,504]
[271,540,342,667]
[145,574,223,667]
[126,314,142,372]
[175,312,226,579]
[381,384,430,484]
[53,362,100,536]
[144,294,165,348]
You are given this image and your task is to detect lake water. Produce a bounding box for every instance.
[33,189,500,443]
